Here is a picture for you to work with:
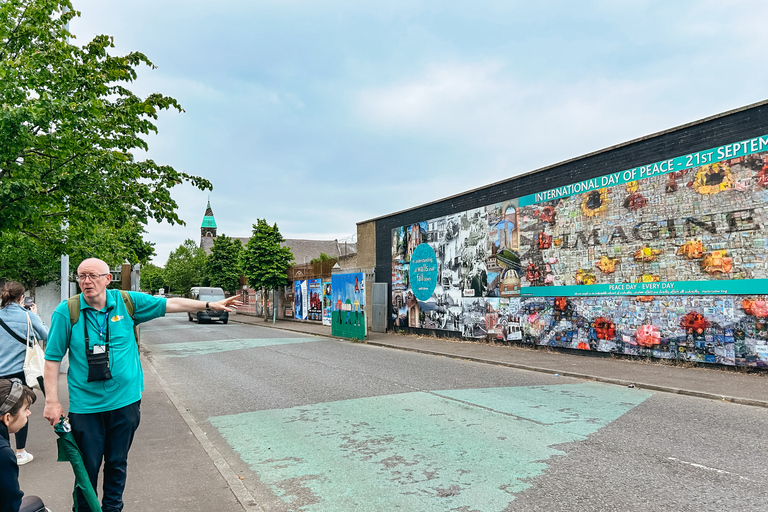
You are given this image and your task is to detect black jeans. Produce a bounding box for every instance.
[70,400,141,512]
[19,495,46,512]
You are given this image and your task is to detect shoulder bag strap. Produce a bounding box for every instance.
[26,312,39,348]
[0,315,26,345]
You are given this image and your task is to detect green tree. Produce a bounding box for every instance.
[140,262,166,295]
[0,0,211,276]
[240,220,294,319]
[164,239,207,295]
[0,232,60,290]
[206,235,242,294]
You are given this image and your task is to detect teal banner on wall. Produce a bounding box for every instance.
[520,133,768,206]
[521,279,768,297]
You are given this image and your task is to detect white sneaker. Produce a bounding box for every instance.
[16,451,33,465]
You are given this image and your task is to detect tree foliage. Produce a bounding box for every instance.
[0,231,60,290]
[140,262,166,295]
[206,234,242,294]
[0,0,211,280]
[164,239,207,295]
[240,220,294,317]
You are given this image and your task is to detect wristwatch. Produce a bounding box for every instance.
[206,302,210,310]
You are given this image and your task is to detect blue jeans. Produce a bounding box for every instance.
[70,400,141,512]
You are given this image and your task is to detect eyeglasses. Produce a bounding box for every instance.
[77,273,109,282]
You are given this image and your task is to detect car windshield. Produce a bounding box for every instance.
[199,294,225,302]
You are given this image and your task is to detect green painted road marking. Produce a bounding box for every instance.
[436,382,651,437]
[141,324,199,332]
[150,337,318,357]
[210,383,652,511]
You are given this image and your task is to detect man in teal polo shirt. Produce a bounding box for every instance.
[43,258,240,512]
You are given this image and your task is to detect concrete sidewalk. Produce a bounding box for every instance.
[234,313,768,408]
[16,360,250,512]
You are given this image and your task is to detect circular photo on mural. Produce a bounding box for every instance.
[408,243,439,301]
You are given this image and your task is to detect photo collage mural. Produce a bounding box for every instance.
[392,134,768,367]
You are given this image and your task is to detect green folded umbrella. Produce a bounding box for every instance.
[54,417,103,512]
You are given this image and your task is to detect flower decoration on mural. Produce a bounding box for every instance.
[553,237,563,247]
[593,317,616,340]
[543,258,558,285]
[742,299,768,317]
[680,312,710,334]
[635,295,655,302]
[756,164,768,188]
[595,255,620,273]
[665,175,678,193]
[688,163,734,195]
[581,189,609,217]
[636,274,660,284]
[534,206,557,225]
[525,262,543,284]
[633,246,662,262]
[537,231,552,250]
[676,240,706,260]
[623,192,648,211]
[701,250,732,274]
[554,297,568,312]
[545,257,558,272]
[625,181,639,193]
[574,269,596,285]
[636,324,661,347]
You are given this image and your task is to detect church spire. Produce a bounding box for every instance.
[201,199,217,241]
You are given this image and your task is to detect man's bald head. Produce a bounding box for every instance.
[78,258,109,275]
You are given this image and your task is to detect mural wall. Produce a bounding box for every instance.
[294,280,308,321]
[392,134,768,367]
[332,272,366,340]
[308,279,322,321]
[322,281,332,326]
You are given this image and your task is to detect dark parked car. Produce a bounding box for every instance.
[188,287,229,324]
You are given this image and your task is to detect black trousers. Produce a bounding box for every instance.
[69,400,141,512]
[19,495,46,512]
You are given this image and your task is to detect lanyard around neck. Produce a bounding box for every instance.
[84,308,111,350]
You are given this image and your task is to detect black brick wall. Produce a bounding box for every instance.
[374,102,768,330]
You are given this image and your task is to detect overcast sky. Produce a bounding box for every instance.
[70,0,768,265]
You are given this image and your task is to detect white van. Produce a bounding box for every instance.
[188,287,228,324]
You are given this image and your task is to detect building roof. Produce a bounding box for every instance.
[229,237,357,264]
[202,233,357,264]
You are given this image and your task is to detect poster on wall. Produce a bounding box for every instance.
[308,279,322,321]
[293,280,307,320]
[390,134,768,366]
[322,281,332,326]
[331,272,365,340]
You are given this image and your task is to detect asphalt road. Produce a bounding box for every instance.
[141,314,767,512]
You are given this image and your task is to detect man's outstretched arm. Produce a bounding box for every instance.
[164,296,242,314]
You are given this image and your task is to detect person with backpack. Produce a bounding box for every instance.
[0,281,48,466]
[42,258,240,512]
